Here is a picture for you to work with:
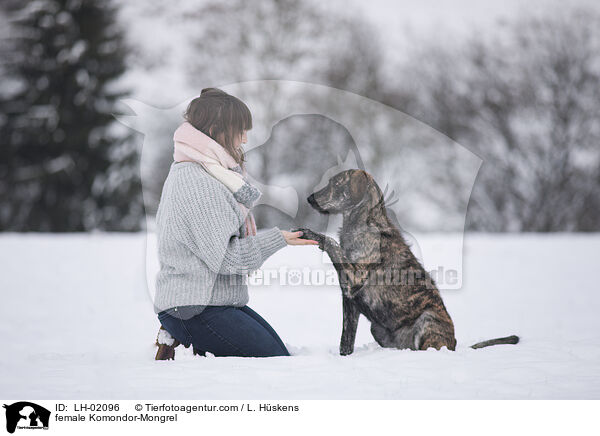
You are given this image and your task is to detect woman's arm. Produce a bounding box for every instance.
[216,226,288,275]
[174,178,287,275]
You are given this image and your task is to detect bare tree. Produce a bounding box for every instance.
[153,0,386,225]
[391,8,600,231]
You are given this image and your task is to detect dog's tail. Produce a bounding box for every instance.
[470,335,520,349]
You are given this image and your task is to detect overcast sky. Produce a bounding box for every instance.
[115,0,600,105]
[348,0,599,36]
[324,0,600,79]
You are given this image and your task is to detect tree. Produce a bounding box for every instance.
[142,0,385,226]
[391,8,600,231]
[0,0,143,231]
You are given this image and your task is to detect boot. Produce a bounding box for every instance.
[155,326,180,360]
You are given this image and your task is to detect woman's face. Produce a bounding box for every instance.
[234,130,248,149]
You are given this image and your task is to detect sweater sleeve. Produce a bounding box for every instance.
[174,175,288,275]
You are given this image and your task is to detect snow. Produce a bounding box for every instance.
[156,328,174,346]
[0,232,599,399]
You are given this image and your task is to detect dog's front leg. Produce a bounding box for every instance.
[293,228,371,297]
[320,237,375,299]
[321,237,360,298]
[340,295,360,355]
[294,228,353,293]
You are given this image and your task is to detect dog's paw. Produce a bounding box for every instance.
[292,227,325,245]
[339,344,354,356]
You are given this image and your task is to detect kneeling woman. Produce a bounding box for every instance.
[154,88,317,358]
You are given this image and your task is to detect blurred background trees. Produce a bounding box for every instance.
[142,0,384,227]
[390,9,600,231]
[0,0,142,231]
[1,0,599,232]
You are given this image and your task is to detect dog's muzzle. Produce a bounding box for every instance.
[307,194,329,214]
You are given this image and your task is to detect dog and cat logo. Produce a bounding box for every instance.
[3,402,50,433]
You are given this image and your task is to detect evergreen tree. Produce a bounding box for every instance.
[0,0,143,231]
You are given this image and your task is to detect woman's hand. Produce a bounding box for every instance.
[281,230,319,245]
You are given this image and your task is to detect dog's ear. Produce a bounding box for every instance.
[350,170,370,205]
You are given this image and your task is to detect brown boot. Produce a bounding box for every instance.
[155,326,180,360]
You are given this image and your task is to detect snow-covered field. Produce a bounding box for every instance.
[1,233,599,399]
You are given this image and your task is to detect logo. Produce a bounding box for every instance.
[117,80,480,310]
[3,402,50,434]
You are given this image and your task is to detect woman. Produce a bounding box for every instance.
[154,88,317,359]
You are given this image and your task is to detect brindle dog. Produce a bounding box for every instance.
[294,169,518,355]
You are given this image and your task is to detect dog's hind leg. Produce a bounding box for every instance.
[340,296,361,355]
[418,331,457,351]
[370,322,393,348]
[381,311,456,351]
[371,322,417,350]
[411,312,456,351]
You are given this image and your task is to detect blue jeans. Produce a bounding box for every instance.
[157,305,290,357]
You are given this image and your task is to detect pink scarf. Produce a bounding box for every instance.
[173,122,259,237]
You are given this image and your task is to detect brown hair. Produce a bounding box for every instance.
[184,88,252,166]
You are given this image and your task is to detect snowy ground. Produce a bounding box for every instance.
[1,233,599,399]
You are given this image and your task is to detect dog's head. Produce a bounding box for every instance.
[307,169,381,214]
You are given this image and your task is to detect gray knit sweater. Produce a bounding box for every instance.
[153,161,287,313]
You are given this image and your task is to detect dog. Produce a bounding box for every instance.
[294,169,519,355]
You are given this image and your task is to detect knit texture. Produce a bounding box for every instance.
[173,121,261,236]
[153,161,288,313]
